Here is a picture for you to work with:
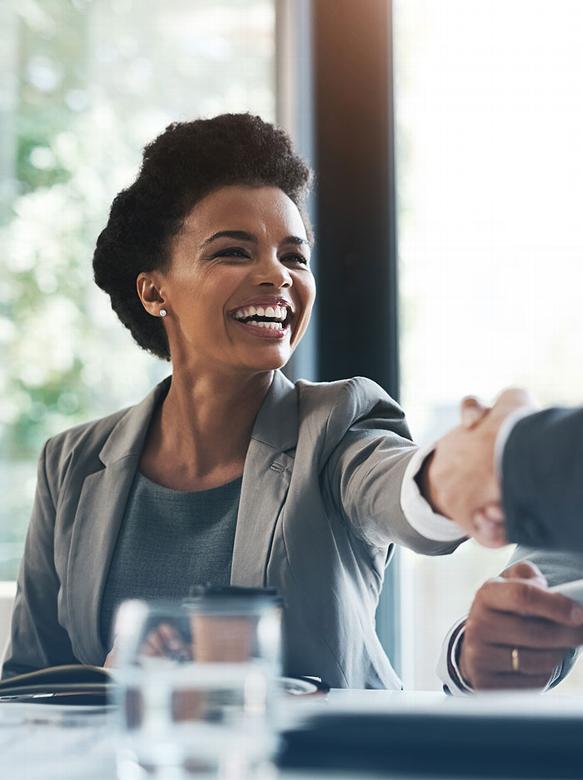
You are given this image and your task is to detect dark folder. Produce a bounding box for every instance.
[0,665,112,705]
[278,706,583,778]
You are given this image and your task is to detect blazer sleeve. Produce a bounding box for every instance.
[323,377,462,554]
[502,408,583,551]
[1,440,79,678]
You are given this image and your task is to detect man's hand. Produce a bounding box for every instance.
[459,561,583,690]
[422,388,536,547]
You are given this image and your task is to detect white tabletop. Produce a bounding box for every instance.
[0,689,580,780]
[0,690,437,780]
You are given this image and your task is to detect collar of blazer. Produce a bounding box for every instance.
[97,368,299,466]
[67,369,298,665]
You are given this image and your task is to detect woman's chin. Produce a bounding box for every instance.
[239,347,291,372]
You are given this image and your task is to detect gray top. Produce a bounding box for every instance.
[100,472,242,649]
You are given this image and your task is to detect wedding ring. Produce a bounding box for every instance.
[511,647,520,672]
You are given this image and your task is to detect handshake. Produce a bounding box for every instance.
[420,390,583,691]
[421,388,538,548]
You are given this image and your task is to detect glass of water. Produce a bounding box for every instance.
[113,588,282,779]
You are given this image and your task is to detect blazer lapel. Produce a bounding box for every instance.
[66,378,171,664]
[67,370,298,659]
[230,370,299,587]
[67,458,139,663]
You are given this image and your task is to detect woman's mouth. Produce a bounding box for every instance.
[230,303,292,341]
[232,318,290,339]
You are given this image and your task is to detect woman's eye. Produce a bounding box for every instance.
[215,247,250,259]
[281,253,308,266]
[218,247,249,258]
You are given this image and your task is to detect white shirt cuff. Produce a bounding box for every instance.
[400,443,467,542]
[436,618,473,695]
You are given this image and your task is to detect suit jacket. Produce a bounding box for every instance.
[503,408,583,551]
[2,371,459,687]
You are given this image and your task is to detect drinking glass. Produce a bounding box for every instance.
[113,590,282,779]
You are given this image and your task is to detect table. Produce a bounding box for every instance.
[0,690,439,780]
[1,690,581,780]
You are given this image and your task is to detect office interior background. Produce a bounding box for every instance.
[1,0,582,692]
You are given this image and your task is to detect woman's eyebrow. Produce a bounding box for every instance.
[201,231,310,248]
[201,230,257,247]
[281,235,310,247]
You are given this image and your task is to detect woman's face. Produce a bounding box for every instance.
[143,184,315,375]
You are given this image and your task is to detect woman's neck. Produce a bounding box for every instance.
[140,368,273,491]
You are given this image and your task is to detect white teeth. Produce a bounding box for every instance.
[232,303,290,322]
[241,320,283,330]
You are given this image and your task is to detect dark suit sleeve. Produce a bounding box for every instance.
[502,408,583,551]
[1,441,79,678]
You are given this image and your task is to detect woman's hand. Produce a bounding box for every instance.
[103,623,191,668]
[459,561,583,690]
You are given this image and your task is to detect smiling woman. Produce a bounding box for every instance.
[135,185,315,379]
[2,114,464,688]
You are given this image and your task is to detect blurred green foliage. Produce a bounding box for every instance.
[2,1,93,462]
[0,0,275,578]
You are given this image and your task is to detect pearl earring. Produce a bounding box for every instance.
[159,308,167,318]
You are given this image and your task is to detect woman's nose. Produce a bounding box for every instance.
[253,253,292,288]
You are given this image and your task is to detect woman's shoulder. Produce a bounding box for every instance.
[293,375,407,440]
[295,375,399,416]
[42,406,133,476]
[43,378,168,471]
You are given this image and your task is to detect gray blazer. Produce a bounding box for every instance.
[2,371,459,687]
[503,408,583,551]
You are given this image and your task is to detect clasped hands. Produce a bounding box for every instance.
[422,387,536,548]
[422,389,583,689]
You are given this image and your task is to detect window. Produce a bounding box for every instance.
[0,0,275,580]
[394,0,583,691]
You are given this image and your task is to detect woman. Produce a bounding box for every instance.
[3,114,463,688]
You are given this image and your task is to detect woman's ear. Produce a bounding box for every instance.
[137,272,166,317]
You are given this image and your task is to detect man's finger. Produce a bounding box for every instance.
[473,512,507,548]
[479,579,583,626]
[467,610,583,648]
[474,673,553,691]
[502,561,547,585]
[492,387,538,417]
[460,396,489,429]
[483,504,505,523]
[468,644,566,676]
